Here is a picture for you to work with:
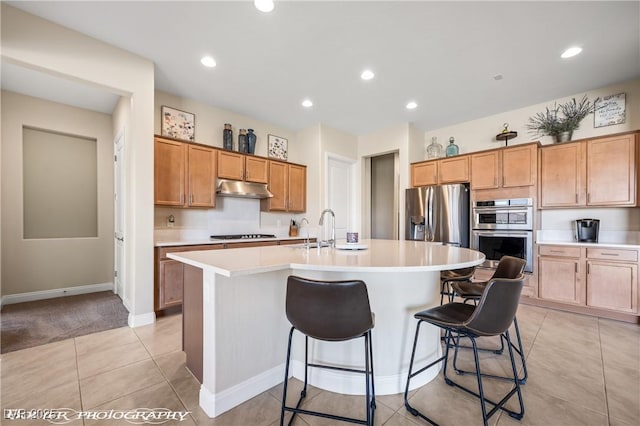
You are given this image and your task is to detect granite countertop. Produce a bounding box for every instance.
[536,240,640,250]
[536,230,640,250]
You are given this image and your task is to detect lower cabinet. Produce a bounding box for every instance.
[538,245,638,315]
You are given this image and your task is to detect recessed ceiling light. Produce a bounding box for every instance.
[301,99,313,108]
[561,46,582,59]
[361,69,375,80]
[254,0,274,13]
[493,74,503,81]
[200,56,217,68]
[406,101,418,110]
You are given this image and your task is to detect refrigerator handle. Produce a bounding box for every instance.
[426,188,433,241]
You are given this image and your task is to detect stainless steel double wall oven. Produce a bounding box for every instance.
[471,198,534,273]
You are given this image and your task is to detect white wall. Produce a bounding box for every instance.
[1,91,113,296]
[358,122,410,239]
[2,4,156,325]
[419,78,640,161]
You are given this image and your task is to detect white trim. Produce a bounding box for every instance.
[290,358,440,396]
[127,311,156,328]
[199,363,285,418]
[1,282,114,307]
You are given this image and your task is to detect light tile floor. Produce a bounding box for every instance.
[1,304,638,425]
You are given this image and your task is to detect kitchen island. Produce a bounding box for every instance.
[168,239,484,418]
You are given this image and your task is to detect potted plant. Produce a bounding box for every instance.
[527,95,598,142]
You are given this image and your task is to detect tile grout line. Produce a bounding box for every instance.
[72,337,85,426]
[596,318,612,426]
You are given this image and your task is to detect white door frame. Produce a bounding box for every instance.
[114,129,129,309]
[324,152,358,238]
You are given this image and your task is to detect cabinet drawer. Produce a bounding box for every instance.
[225,241,278,249]
[157,244,224,259]
[539,245,581,258]
[587,248,638,262]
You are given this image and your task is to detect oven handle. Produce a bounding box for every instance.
[473,208,532,214]
[473,230,532,238]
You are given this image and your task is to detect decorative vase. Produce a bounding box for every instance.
[246,129,256,154]
[223,123,233,150]
[553,131,573,143]
[238,129,248,153]
[425,136,443,160]
[445,137,459,157]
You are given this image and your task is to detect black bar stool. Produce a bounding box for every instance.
[439,267,475,305]
[451,256,528,384]
[404,277,526,426]
[280,275,376,426]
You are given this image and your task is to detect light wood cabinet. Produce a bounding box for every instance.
[217,151,268,183]
[411,155,470,187]
[586,248,638,313]
[155,137,216,208]
[155,138,186,206]
[538,246,584,305]
[155,244,225,310]
[539,132,638,208]
[471,144,537,190]
[261,161,307,212]
[411,161,438,187]
[586,134,636,206]
[187,145,216,208]
[538,245,639,315]
[439,156,470,184]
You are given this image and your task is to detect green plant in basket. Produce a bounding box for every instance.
[527,95,599,142]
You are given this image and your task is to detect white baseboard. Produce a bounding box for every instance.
[199,363,285,418]
[127,312,156,328]
[1,282,115,307]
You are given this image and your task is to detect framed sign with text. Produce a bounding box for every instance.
[594,93,626,128]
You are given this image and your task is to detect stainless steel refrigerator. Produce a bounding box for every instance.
[405,184,470,247]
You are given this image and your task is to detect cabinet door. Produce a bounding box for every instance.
[187,145,216,207]
[245,156,269,183]
[587,261,637,313]
[538,256,584,304]
[539,142,585,208]
[264,161,288,211]
[502,144,537,187]
[587,134,636,206]
[158,259,184,309]
[470,151,500,190]
[217,150,244,180]
[288,164,307,212]
[439,156,470,184]
[411,162,438,187]
[154,138,186,206]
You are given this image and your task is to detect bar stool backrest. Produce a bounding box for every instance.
[286,275,374,342]
[492,256,527,280]
[463,276,524,337]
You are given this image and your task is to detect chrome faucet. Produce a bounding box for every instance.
[300,218,310,248]
[318,209,336,248]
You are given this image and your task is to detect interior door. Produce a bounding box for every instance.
[327,155,355,240]
[114,131,126,299]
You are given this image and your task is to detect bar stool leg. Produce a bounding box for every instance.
[368,330,377,410]
[280,327,295,426]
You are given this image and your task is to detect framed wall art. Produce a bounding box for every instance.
[161,106,195,141]
[268,134,288,160]
[594,93,626,128]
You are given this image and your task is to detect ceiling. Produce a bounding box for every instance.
[3,1,639,136]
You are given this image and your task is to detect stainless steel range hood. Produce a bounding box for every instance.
[216,179,273,199]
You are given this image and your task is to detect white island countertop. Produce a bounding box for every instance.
[168,239,485,277]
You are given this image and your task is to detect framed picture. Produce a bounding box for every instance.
[594,93,626,128]
[268,134,288,160]
[161,106,195,141]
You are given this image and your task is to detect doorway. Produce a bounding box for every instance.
[114,130,127,306]
[326,154,356,240]
[370,152,399,239]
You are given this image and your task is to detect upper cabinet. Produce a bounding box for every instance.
[539,132,638,208]
[154,136,216,208]
[217,151,268,183]
[470,143,538,190]
[411,155,470,187]
[261,161,307,212]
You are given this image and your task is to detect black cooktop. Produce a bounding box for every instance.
[210,234,277,240]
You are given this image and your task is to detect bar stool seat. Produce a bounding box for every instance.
[280,275,376,426]
[440,267,475,304]
[404,277,526,426]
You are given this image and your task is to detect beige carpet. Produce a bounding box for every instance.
[1,291,129,354]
